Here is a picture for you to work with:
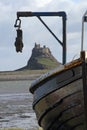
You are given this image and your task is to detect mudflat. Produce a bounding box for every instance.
[0,70,46,129]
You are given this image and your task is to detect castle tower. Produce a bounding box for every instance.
[26,43,61,70]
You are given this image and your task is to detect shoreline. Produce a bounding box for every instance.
[0,70,48,81]
[0,74,40,81]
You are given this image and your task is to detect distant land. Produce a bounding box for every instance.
[0,69,48,81]
[0,43,61,81]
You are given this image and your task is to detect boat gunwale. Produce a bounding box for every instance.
[30,58,82,93]
[33,76,82,108]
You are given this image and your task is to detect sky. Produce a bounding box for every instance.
[0,0,87,71]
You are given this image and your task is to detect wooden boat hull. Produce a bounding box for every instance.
[30,59,86,130]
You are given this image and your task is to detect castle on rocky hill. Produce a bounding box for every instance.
[18,43,61,70]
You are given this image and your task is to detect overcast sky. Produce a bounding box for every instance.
[0,0,87,71]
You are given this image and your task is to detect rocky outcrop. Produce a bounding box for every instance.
[18,43,61,70]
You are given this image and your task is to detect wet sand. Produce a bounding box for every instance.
[0,80,38,129]
[0,93,38,129]
[0,70,46,129]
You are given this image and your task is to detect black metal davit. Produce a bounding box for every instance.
[14,11,67,64]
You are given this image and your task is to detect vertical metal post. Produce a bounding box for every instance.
[81,51,87,129]
[62,16,66,64]
[81,18,84,51]
[81,10,87,51]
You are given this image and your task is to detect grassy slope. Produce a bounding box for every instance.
[37,57,60,69]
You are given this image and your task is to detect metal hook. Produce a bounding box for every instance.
[14,18,21,28]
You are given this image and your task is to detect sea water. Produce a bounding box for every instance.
[0,80,38,129]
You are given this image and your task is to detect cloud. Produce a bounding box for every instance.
[0,2,12,23]
[35,0,53,7]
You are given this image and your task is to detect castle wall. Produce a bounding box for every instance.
[33,43,51,56]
